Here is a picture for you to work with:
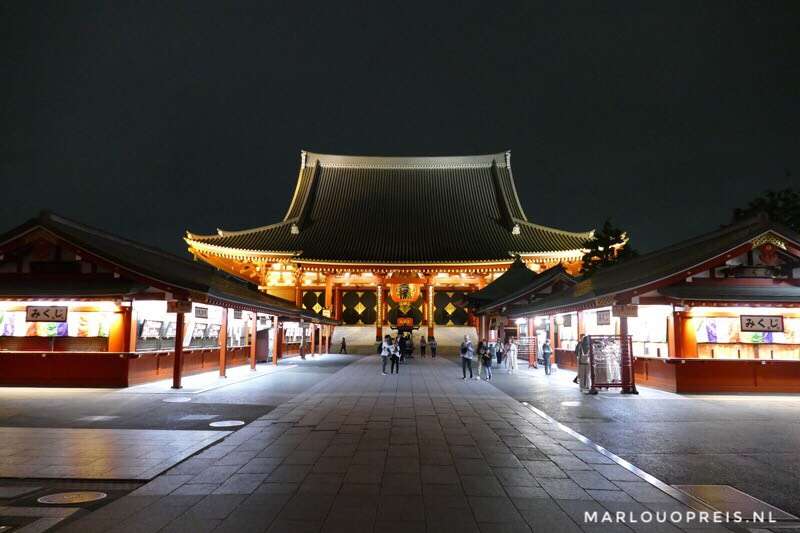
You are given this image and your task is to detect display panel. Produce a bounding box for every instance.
[0,310,114,338]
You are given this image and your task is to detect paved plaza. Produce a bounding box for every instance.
[484,362,800,519]
[51,356,746,533]
[0,427,229,480]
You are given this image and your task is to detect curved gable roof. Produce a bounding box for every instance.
[188,151,593,263]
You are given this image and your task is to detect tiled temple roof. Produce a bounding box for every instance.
[186,151,593,264]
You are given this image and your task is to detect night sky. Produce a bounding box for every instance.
[2,2,798,255]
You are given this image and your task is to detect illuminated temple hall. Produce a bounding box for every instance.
[186,151,593,345]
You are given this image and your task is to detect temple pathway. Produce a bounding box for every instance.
[57,356,739,533]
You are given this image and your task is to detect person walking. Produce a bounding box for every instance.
[476,340,487,380]
[339,337,347,354]
[479,339,492,380]
[541,338,553,375]
[573,334,585,384]
[460,335,475,380]
[507,338,519,374]
[577,335,592,392]
[380,334,393,375]
[390,338,401,374]
[419,335,427,357]
[496,339,504,368]
[429,336,437,358]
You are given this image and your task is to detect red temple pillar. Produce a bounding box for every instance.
[528,317,537,368]
[333,286,342,320]
[123,306,136,352]
[294,270,303,308]
[325,275,334,315]
[326,326,332,353]
[427,285,435,339]
[172,312,185,389]
[375,283,383,341]
[249,312,257,370]
[310,324,316,356]
[219,308,229,377]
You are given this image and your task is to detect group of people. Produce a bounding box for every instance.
[379,333,438,375]
[458,335,519,381]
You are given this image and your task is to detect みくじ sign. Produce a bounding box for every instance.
[26,305,68,322]
[740,315,783,333]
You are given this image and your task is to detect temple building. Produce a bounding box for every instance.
[186,151,593,342]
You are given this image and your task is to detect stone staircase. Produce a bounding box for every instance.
[330,325,478,355]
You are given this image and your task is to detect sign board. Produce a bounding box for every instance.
[194,306,208,319]
[26,306,68,322]
[562,314,572,327]
[167,300,192,314]
[740,315,783,333]
[322,309,331,318]
[234,309,243,319]
[207,323,221,339]
[140,319,163,339]
[596,310,611,326]
[396,317,414,327]
[612,305,638,318]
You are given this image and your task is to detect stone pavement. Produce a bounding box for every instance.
[485,361,800,520]
[58,356,738,533]
[0,427,229,480]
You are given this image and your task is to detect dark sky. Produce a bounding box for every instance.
[2,2,798,255]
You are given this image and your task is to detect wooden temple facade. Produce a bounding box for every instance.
[186,151,593,340]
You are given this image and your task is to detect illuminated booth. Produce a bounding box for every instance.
[509,215,800,393]
[0,212,335,388]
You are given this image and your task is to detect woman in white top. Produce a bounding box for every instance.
[507,338,519,374]
[380,335,393,375]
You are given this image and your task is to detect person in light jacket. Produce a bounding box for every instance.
[507,338,519,374]
[390,338,401,374]
[460,335,476,380]
[380,334,393,375]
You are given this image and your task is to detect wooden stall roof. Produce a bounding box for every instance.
[186,151,593,263]
[0,211,337,323]
[0,278,146,298]
[509,214,800,317]
[658,284,800,303]
[471,260,575,315]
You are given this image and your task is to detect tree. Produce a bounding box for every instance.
[580,219,637,277]
[733,188,800,232]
